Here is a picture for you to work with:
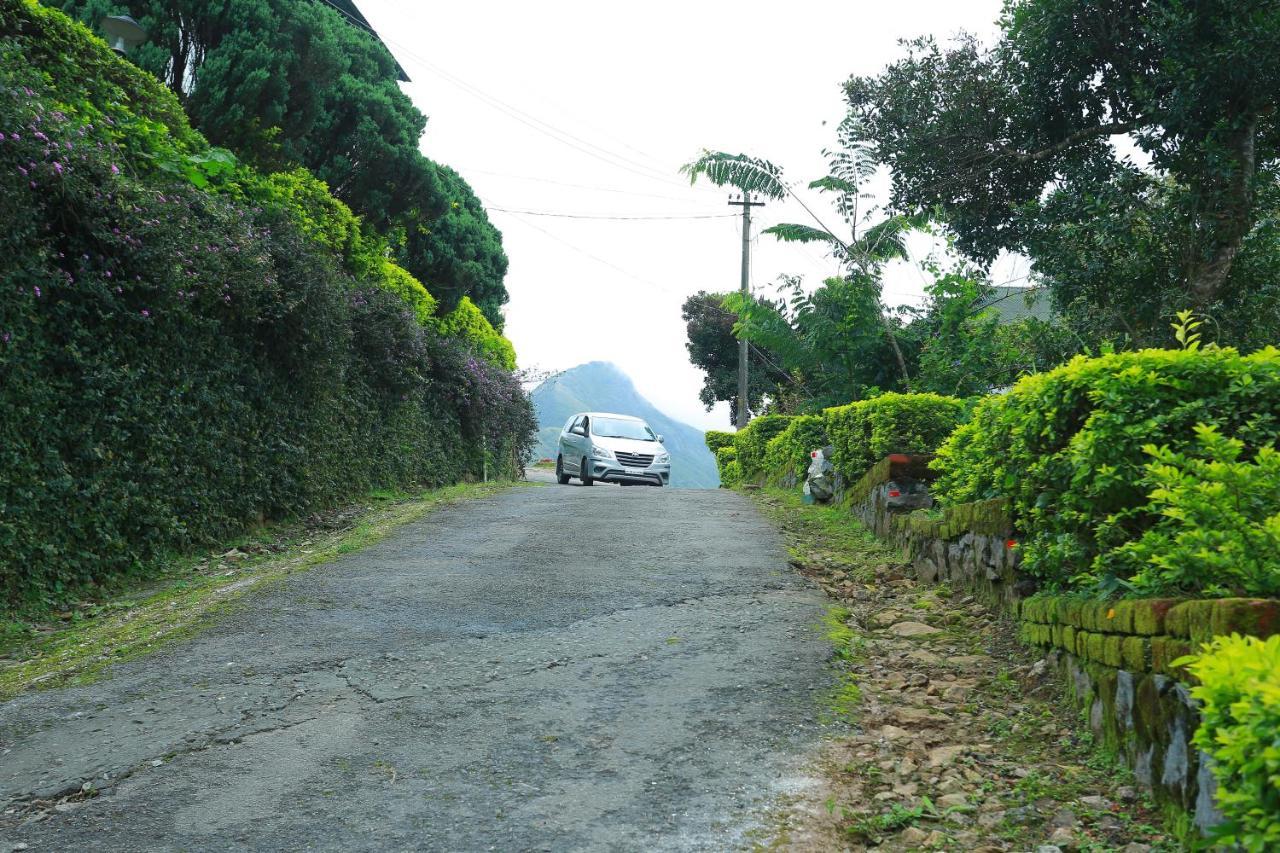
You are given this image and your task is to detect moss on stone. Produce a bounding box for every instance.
[1102,635,1125,668]
[1208,598,1280,639]
[1107,601,1136,634]
[1063,597,1085,627]
[1085,631,1106,662]
[1131,599,1179,636]
[1062,625,1076,652]
[1150,637,1193,676]
[1121,636,1148,671]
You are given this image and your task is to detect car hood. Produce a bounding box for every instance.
[595,436,666,456]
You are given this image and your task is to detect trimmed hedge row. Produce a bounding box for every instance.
[763,415,828,483]
[733,415,794,481]
[704,430,736,453]
[715,446,741,487]
[824,392,968,480]
[932,347,1280,597]
[0,2,534,608]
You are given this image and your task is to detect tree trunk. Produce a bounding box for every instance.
[881,310,910,385]
[1188,118,1258,305]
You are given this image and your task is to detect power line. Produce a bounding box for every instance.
[484,206,737,221]
[453,167,719,204]
[315,0,700,190]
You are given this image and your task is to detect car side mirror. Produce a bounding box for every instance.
[656,435,664,443]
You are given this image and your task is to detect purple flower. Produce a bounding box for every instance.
[11,133,19,141]
[1,332,9,343]
[33,286,41,298]
[141,309,150,318]
[29,181,36,189]
[0,132,6,141]
[34,131,48,142]
[105,271,112,279]
[110,164,120,175]
[52,161,63,176]
[17,166,26,177]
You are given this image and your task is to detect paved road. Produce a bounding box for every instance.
[1,481,832,852]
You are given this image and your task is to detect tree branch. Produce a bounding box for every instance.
[1002,120,1140,163]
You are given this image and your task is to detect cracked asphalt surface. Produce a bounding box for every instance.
[1,479,832,851]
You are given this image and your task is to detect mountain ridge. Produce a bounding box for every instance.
[531,362,720,489]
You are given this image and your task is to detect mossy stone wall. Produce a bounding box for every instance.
[842,454,1280,835]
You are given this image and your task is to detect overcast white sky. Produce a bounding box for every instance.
[360,0,1016,430]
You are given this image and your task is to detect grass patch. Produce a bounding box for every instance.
[0,480,521,700]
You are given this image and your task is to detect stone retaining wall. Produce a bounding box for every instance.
[840,455,1280,834]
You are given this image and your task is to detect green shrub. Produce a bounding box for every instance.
[824,392,968,480]
[1183,634,1280,851]
[714,446,740,487]
[932,347,1280,595]
[432,296,516,370]
[733,415,794,481]
[704,430,736,453]
[0,4,534,609]
[1104,425,1280,597]
[762,415,828,482]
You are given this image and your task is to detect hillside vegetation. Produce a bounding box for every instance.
[0,1,534,609]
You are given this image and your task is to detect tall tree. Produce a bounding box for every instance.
[681,291,787,424]
[57,0,511,325]
[846,0,1280,343]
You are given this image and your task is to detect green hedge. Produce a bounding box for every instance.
[762,415,828,483]
[1184,634,1280,851]
[714,446,741,487]
[824,392,968,480]
[733,415,794,481]
[704,430,736,453]
[0,2,534,608]
[932,347,1280,596]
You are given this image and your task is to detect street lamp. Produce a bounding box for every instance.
[100,15,147,55]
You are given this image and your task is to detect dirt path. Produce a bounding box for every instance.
[750,489,1174,852]
[1,483,832,851]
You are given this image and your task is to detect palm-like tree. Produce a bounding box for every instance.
[681,117,917,381]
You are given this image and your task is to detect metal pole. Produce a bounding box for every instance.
[727,193,764,427]
[737,199,751,428]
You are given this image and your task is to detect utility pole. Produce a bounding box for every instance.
[728,192,765,427]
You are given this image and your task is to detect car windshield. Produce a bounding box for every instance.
[591,417,655,441]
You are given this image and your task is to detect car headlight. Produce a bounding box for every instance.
[591,445,614,459]
[656,453,670,464]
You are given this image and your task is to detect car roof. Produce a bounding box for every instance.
[575,412,643,421]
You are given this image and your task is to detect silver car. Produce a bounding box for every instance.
[556,412,671,487]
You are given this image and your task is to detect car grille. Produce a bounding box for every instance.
[614,451,654,468]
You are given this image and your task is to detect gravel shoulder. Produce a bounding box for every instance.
[1,482,833,851]
[748,488,1175,852]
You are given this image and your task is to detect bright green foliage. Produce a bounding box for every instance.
[704,430,736,453]
[733,415,794,481]
[763,416,828,482]
[378,261,437,327]
[932,347,1280,594]
[1183,634,1280,852]
[432,297,516,371]
[714,446,740,488]
[1105,426,1280,597]
[0,2,533,609]
[825,393,967,480]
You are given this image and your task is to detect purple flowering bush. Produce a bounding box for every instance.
[0,18,533,609]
